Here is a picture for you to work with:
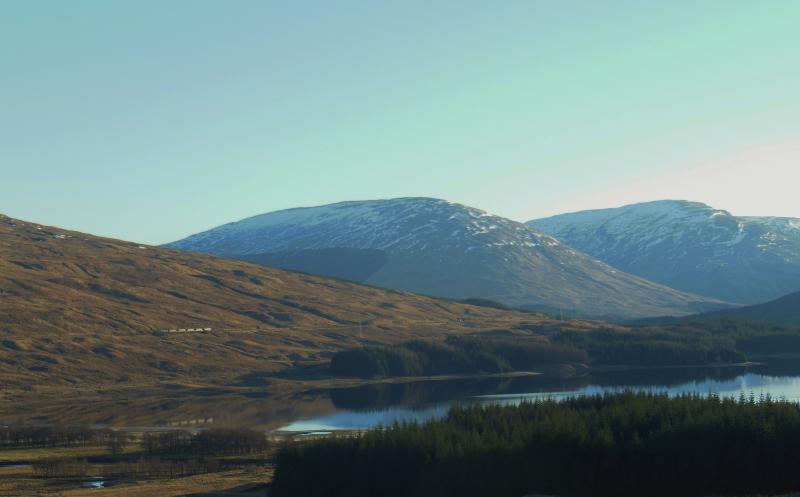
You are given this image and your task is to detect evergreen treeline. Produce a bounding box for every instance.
[0,425,102,448]
[273,392,800,497]
[738,333,800,355]
[552,327,746,366]
[0,425,267,456]
[17,427,268,482]
[671,318,800,357]
[331,318,800,378]
[141,428,268,456]
[330,336,587,378]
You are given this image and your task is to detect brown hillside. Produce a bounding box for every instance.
[0,214,587,399]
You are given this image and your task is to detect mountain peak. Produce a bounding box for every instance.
[218,198,475,236]
[168,197,560,261]
[529,202,800,304]
[551,200,731,222]
[167,199,722,319]
[622,199,732,216]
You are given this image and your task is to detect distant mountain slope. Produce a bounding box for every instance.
[166,198,724,319]
[529,200,800,304]
[0,214,542,392]
[690,292,800,325]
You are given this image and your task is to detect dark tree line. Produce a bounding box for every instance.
[141,427,268,456]
[273,392,800,497]
[0,425,104,449]
[331,318,800,379]
[551,327,746,366]
[330,336,587,378]
[0,424,268,457]
[737,333,800,355]
[24,427,269,480]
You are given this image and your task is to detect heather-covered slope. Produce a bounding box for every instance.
[0,214,544,393]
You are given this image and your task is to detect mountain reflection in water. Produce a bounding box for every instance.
[279,360,800,432]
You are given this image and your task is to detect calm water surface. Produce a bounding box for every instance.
[279,361,800,432]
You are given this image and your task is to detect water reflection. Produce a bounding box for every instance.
[80,478,106,489]
[7,361,800,432]
[279,360,800,432]
[328,375,588,411]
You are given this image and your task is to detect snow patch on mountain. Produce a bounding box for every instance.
[171,198,564,258]
[529,200,800,304]
[167,197,723,319]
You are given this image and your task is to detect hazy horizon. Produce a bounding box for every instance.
[2,1,798,244]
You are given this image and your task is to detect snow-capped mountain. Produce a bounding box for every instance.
[529,200,800,304]
[166,198,724,319]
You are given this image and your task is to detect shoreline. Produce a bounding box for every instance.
[1,360,767,403]
[589,361,759,374]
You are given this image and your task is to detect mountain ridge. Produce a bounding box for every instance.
[637,291,800,326]
[529,200,800,304]
[166,198,726,319]
[691,291,800,324]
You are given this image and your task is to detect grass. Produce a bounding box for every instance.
[0,214,545,401]
[0,441,273,496]
[0,468,271,497]
[0,444,139,462]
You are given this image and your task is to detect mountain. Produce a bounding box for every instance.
[166,198,724,319]
[529,200,800,304]
[0,213,542,393]
[688,292,800,325]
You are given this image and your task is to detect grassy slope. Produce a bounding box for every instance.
[0,214,591,400]
[693,291,800,324]
[0,463,269,497]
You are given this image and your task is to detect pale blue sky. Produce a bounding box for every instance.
[2,1,798,244]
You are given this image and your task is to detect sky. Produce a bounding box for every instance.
[1,1,798,244]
